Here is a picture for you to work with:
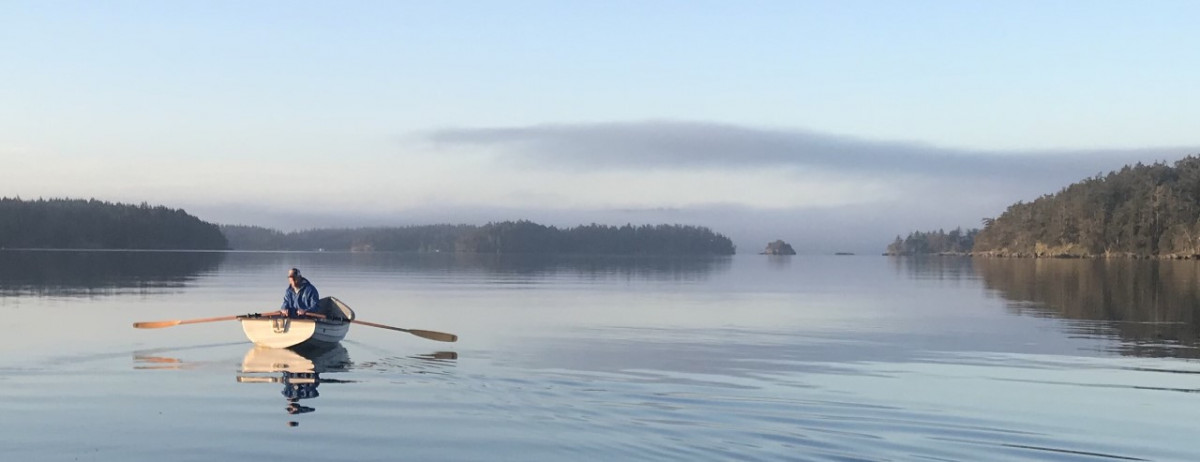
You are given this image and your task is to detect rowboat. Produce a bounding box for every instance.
[239,296,355,348]
[134,296,456,344]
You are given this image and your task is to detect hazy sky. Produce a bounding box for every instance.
[3,1,1198,253]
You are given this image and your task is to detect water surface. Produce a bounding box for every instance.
[1,251,1197,461]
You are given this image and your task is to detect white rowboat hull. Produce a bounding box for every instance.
[240,297,355,348]
[240,318,348,348]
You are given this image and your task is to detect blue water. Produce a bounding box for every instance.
[1,251,1197,461]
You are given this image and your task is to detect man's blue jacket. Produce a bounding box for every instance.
[282,279,320,316]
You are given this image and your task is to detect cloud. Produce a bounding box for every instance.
[184,121,1200,254]
[426,120,1197,180]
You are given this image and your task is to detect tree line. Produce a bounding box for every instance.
[885,228,977,255]
[223,221,737,255]
[0,198,228,250]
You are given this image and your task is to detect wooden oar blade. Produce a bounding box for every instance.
[408,329,458,343]
[347,319,459,342]
[133,320,182,329]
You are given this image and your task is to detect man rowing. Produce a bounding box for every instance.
[278,267,320,318]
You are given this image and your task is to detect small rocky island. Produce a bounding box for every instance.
[761,240,796,255]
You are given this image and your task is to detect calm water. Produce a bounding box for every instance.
[1,250,1198,461]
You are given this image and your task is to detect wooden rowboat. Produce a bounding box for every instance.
[239,296,356,348]
[134,297,456,344]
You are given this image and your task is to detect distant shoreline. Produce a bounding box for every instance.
[885,251,1200,260]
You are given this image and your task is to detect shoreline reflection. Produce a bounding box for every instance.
[890,256,1200,358]
[974,258,1200,359]
[0,249,223,297]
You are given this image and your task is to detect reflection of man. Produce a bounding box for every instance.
[282,372,320,399]
[282,371,319,416]
[279,268,319,318]
[286,399,315,415]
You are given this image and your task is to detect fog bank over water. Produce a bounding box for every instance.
[426,121,1193,178]
[187,121,1199,254]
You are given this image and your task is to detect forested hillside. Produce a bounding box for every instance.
[222,221,737,255]
[974,156,1200,257]
[0,198,228,250]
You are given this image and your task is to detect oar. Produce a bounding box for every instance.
[133,314,250,329]
[306,313,458,342]
[352,319,458,342]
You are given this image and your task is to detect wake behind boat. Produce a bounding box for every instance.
[239,297,356,348]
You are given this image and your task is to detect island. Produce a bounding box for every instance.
[760,240,796,255]
[224,220,737,255]
[0,198,739,256]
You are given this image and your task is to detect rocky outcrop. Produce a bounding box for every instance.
[761,240,796,255]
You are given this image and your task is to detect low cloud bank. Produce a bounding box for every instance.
[193,121,1199,254]
[426,120,1195,180]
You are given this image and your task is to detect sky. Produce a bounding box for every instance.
[3,1,1199,253]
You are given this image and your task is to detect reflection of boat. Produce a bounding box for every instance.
[133,342,248,370]
[414,351,459,361]
[238,344,352,375]
[239,297,355,348]
[237,343,353,423]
